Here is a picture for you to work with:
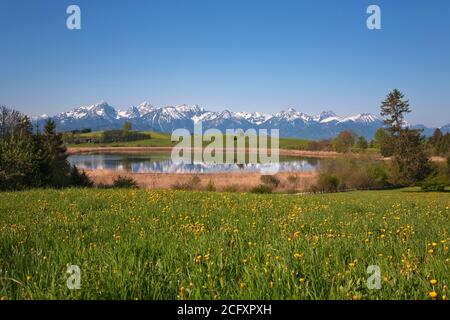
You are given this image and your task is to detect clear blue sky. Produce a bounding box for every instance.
[0,0,449,126]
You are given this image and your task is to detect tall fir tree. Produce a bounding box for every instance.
[42,119,70,187]
[380,89,411,136]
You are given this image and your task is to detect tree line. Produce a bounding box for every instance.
[62,122,151,145]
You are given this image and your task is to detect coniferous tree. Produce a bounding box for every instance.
[356,136,368,149]
[379,91,433,186]
[380,89,411,136]
[42,119,70,187]
[388,129,432,186]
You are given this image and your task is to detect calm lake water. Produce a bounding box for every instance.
[68,153,320,174]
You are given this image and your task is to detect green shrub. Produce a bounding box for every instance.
[223,185,239,193]
[312,174,340,193]
[113,176,138,189]
[250,184,273,194]
[420,174,448,192]
[260,175,280,188]
[171,175,201,191]
[313,155,390,192]
[70,166,93,187]
[206,179,216,192]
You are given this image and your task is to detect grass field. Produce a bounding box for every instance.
[0,188,449,300]
[65,130,311,150]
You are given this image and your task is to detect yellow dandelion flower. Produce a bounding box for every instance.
[293,253,304,259]
[428,291,437,299]
[430,279,438,285]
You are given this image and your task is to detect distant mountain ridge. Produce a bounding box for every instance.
[31,101,449,140]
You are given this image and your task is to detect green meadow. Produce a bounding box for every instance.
[0,188,448,300]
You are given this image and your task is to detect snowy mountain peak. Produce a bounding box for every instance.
[136,101,155,115]
[276,108,313,122]
[341,113,382,123]
[31,101,403,139]
[235,111,272,125]
[175,104,205,116]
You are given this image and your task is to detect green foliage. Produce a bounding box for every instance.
[332,130,357,153]
[42,119,72,187]
[428,128,450,157]
[420,174,448,192]
[380,89,411,135]
[222,185,239,193]
[312,155,390,192]
[206,179,216,192]
[370,128,386,149]
[0,107,92,190]
[101,130,150,143]
[387,129,432,186]
[112,176,138,189]
[356,136,368,149]
[306,139,332,151]
[250,184,273,194]
[312,174,340,193]
[70,166,94,187]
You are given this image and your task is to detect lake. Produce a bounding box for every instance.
[68,152,320,174]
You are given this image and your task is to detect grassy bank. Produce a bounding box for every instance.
[65,130,311,150]
[0,188,448,300]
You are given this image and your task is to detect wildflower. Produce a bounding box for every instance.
[430,279,438,286]
[240,282,246,289]
[428,249,434,254]
[293,253,304,259]
[428,291,437,299]
[299,278,305,283]
[26,275,32,282]
[180,286,186,297]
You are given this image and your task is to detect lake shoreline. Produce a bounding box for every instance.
[67,146,341,158]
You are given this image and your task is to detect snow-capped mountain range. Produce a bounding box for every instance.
[31,101,449,140]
